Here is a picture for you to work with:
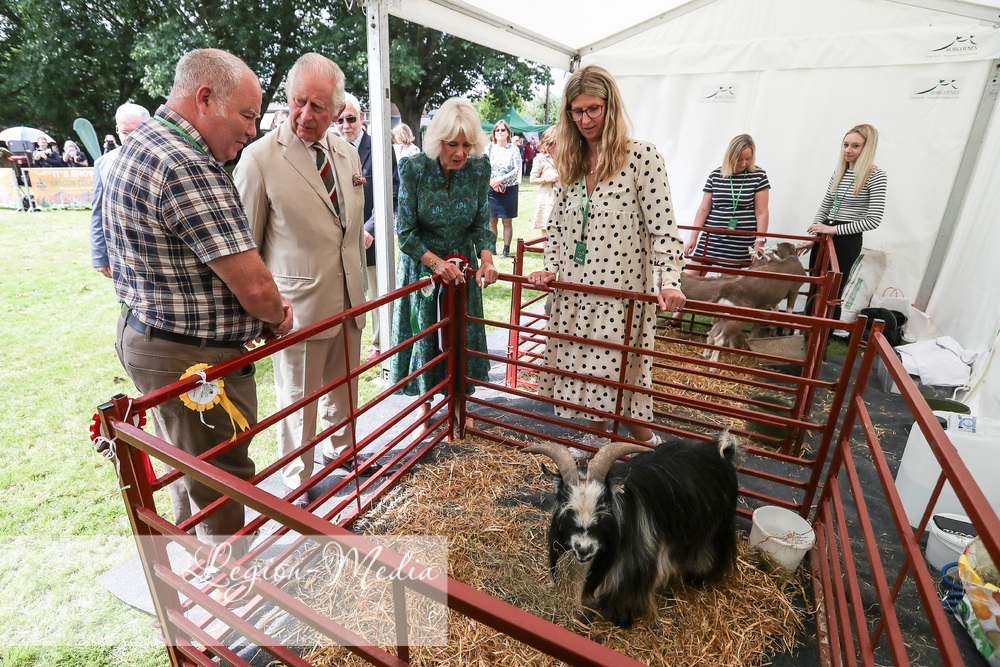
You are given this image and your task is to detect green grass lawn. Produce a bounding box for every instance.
[0,175,545,666]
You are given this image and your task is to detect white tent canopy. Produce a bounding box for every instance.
[365,0,1000,412]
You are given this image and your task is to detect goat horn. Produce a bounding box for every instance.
[586,442,649,486]
[523,443,579,486]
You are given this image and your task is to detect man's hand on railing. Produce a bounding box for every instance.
[258,295,294,343]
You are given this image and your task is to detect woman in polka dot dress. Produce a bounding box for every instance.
[527,65,686,451]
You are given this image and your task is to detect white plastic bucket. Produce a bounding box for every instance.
[749,506,816,571]
[925,513,976,572]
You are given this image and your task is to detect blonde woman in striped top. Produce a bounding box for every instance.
[807,124,886,306]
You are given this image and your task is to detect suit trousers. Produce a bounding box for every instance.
[273,320,362,488]
[365,264,380,348]
[115,314,256,554]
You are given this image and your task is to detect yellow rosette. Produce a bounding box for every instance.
[179,363,250,441]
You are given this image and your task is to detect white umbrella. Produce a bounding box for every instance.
[0,126,56,143]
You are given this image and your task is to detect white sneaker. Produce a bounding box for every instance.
[646,434,662,446]
[574,433,611,459]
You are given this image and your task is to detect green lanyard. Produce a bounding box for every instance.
[727,172,747,228]
[578,181,592,239]
[831,175,856,221]
[574,181,593,265]
[728,172,747,212]
[154,115,209,157]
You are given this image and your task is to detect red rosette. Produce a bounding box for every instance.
[89,409,147,443]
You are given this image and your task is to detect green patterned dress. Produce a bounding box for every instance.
[389,153,497,397]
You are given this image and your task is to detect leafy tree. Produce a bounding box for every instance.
[317,14,550,146]
[0,0,157,143]
[382,18,550,147]
[475,90,526,127]
[1,0,550,154]
[524,89,560,126]
[131,0,336,124]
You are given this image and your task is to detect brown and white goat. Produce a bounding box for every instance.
[679,273,738,303]
[704,251,807,362]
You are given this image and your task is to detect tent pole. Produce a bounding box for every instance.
[916,58,1000,309]
[366,0,396,377]
[544,81,550,124]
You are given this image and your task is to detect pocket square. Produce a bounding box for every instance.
[352,173,367,187]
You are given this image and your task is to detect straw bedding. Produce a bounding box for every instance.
[273,436,810,667]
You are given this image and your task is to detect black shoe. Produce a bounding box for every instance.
[323,455,384,476]
[502,246,511,259]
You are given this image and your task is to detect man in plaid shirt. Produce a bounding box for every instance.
[105,48,293,555]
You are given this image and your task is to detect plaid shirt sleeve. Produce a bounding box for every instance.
[161,159,256,264]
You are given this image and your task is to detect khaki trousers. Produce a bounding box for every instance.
[273,321,362,489]
[365,264,380,348]
[115,314,256,553]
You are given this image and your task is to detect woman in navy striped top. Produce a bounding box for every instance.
[684,134,770,275]
[807,124,887,301]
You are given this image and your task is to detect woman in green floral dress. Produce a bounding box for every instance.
[389,98,500,437]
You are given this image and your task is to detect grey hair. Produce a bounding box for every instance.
[286,53,345,113]
[342,92,362,116]
[423,98,486,160]
[169,48,252,113]
[115,102,150,126]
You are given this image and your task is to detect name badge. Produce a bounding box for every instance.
[727,218,739,230]
[573,241,587,265]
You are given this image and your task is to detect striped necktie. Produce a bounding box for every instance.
[313,144,341,220]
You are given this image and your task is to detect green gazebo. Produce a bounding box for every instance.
[480,107,551,134]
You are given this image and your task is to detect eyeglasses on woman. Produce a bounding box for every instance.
[567,104,605,121]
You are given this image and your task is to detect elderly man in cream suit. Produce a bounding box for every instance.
[235,53,381,508]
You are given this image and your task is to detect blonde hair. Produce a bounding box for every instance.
[537,126,557,155]
[555,64,631,185]
[423,98,487,160]
[392,123,415,146]
[720,134,757,178]
[490,120,511,144]
[832,124,879,196]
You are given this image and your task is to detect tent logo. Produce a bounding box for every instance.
[701,86,737,103]
[910,78,962,99]
[929,35,977,57]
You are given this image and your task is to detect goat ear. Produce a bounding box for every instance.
[540,463,563,493]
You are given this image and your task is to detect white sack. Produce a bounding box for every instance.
[896,336,979,387]
[841,249,888,322]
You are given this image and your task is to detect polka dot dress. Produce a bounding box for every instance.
[538,140,685,422]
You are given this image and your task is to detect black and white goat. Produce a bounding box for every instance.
[524,434,739,628]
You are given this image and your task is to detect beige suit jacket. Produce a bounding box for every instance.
[234,123,367,337]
